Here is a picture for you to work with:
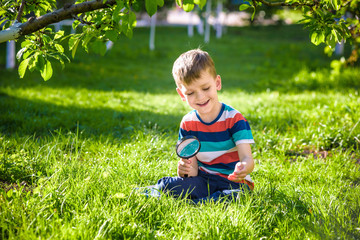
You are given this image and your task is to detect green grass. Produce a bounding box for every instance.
[0,24,360,239]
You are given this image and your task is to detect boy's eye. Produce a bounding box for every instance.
[186,92,194,96]
[203,87,210,91]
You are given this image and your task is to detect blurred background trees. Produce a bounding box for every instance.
[0,0,359,80]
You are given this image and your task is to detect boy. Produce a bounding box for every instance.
[155,49,255,202]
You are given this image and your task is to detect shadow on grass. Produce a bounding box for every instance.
[0,93,182,138]
[0,93,181,184]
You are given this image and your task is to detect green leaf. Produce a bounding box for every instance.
[326,33,337,49]
[126,28,133,39]
[183,3,195,12]
[332,28,342,43]
[40,60,53,81]
[23,50,34,60]
[7,189,13,198]
[0,9,6,17]
[82,34,95,52]
[90,41,107,56]
[36,54,45,71]
[311,32,318,45]
[194,0,206,9]
[18,58,30,78]
[331,0,341,10]
[72,20,81,30]
[16,47,27,60]
[176,0,182,7]
[145,0,157,16]
[156,0,164,7]
[112,4,122,23]
[54,30,64,40]
[129,11,137,28]
[239,4,250,11]
[42,35,51,44]
[121,17,129,35]
[324,45,334,57]
[69,34,82,58]
[55,44,64,53]
[311,31,325,46]
[105,30,118,42]
[28,52,40,72]
[21,40,32,48]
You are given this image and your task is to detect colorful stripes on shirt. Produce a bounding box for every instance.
[179,103,255,184]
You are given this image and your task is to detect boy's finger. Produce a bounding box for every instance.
[179,164,190,172]
[228,175,241,182]
[236,161,246,170]
[233,171,247,178]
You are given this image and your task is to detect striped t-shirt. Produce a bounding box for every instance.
[179,103,255,186]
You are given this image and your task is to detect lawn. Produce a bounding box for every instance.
[0,24,360,239]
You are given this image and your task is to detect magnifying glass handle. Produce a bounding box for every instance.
[183,157,189,178]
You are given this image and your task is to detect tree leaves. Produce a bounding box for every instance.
[54,44,64,53]
[238,2,256,21]
[182,1,195,12]
[145,0,164,16]
[3,0,359,81]
[69,34,82,59]
[194,0,206,9]
[40,60,53,81]
[175,0,206,11]
[18,51,50,80]
[105,30,118,42]
[18,58,30,79]
[239,4,250,11]
[90,41,107,56]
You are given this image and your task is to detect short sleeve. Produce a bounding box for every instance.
[229,113,255,145]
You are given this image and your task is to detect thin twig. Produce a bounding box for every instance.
[16,0,26,22]
[255,0,316,7]
[72,14,93,25]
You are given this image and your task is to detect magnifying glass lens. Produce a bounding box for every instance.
[176,136,201,159]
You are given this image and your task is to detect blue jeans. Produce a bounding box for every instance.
[155,170,251,203]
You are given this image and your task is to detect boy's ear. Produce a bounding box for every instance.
[176,88,186,101]
[216,75,222,91]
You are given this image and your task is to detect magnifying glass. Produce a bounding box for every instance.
[176,135,201,178]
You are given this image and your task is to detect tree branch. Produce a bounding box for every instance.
[16,0,26,22]
[0,0,117,43]
[255,0,316,7]
[21,0,116,35]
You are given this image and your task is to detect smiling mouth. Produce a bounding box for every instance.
[197,100,210,107]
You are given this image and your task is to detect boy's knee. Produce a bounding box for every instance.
[156,176,181,191]
[156,176,198,198]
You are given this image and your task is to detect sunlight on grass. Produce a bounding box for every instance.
[0,25,359,239]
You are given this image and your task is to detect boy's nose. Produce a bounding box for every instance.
[196,91,205,100]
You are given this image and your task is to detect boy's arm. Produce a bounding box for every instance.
[177,156,198,177]
[228,143,254,182]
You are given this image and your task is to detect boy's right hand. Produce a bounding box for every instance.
[177,157,198,177]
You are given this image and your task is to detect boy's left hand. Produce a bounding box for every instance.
[227,162,248,182]
[228,144,254,182]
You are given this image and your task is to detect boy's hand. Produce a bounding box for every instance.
[228,144,254,182]
[228,161,248,182]
[177,156,198,177]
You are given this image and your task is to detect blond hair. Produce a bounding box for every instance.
[172,49,217,86]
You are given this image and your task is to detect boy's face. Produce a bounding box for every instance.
[176,70,222,120]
